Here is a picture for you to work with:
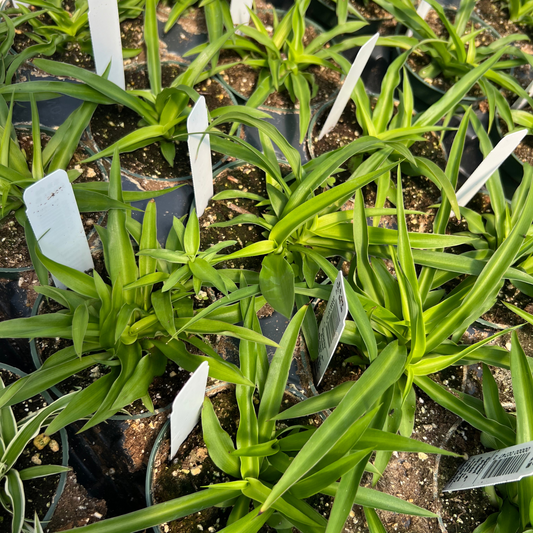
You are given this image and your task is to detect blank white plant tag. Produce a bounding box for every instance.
[12,0,29,8]
[170,361,209,460]
[406,0,431,37]
[318,33,379,141]
[230,0,254,26]
[443,441,533,492]
[23,170,94,289]
[88,0,125,89]
[512,80,533,110]
[453,129,527,215]
[314,271,348,386]
[188,96,213,217]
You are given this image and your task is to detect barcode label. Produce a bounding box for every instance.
[444,441,533,492]
[314,271,348,386]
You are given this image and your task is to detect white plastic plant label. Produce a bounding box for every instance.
[23,170,94,289]
[187,96,213,217]
[230,0,254,26]
[443,441,533,492]
[318,33,379,141]
[88,0,125,89]
[170,361,209,460]
[512,80,533,110]
[406,0,431,37]
[314,271,348,386]
[453,129,527,213]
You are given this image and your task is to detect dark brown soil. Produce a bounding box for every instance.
[316,342,364,393]
[310,100,363,158]
[0,367,65,528]
[199,163,270,272]
[151,387,322,533]
[46,472,107,532]
[406,10,498,98]
[437,422,496,532]
[0,214,32,268]
[89,64,233,180]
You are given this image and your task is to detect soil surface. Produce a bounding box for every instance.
[322,0,393,21]
[89,65,233,180]
[46,472,107,532]
[0,368,65,529]
[198,163,271,272]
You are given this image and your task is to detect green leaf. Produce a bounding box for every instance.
[202,397,241,478]
[259,254,295,319]
[261,341,407,511]
[257,305,308,442]
[72,303,89,357]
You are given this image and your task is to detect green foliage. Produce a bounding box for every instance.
[54,309,453,533]
[189,0,367,142]
[0,153,276,430]
[0,372,70,533]
[369,0,533,114]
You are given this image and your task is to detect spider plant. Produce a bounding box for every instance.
[415,332,533,532]
[370,0,533,106]
[188,0,368,143]
[506,0,533,23]
[8,0,145,58]
[52,306,457,533]
[181,58,513,358]
[0,376,71,533]
[0,151,278,431]
[246,107,533,529]
[454,110,533,298]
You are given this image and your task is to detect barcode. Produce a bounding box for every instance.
[481,452,531,480]
[321,301,340,351]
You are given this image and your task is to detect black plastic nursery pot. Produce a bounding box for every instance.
[157,4,208,64]
[0,363,69,527]
[14,69,85,130]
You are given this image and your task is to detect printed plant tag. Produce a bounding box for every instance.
[170,361,209,459]
[406,0,431,37]
[318,33,379,141]
[23,170,94,289]
[187,96,213,217]
[230,0,254,26]
[88,0,125,89]
[453,129,527,213]
[314,271,348,386]
[444,441,533,492]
